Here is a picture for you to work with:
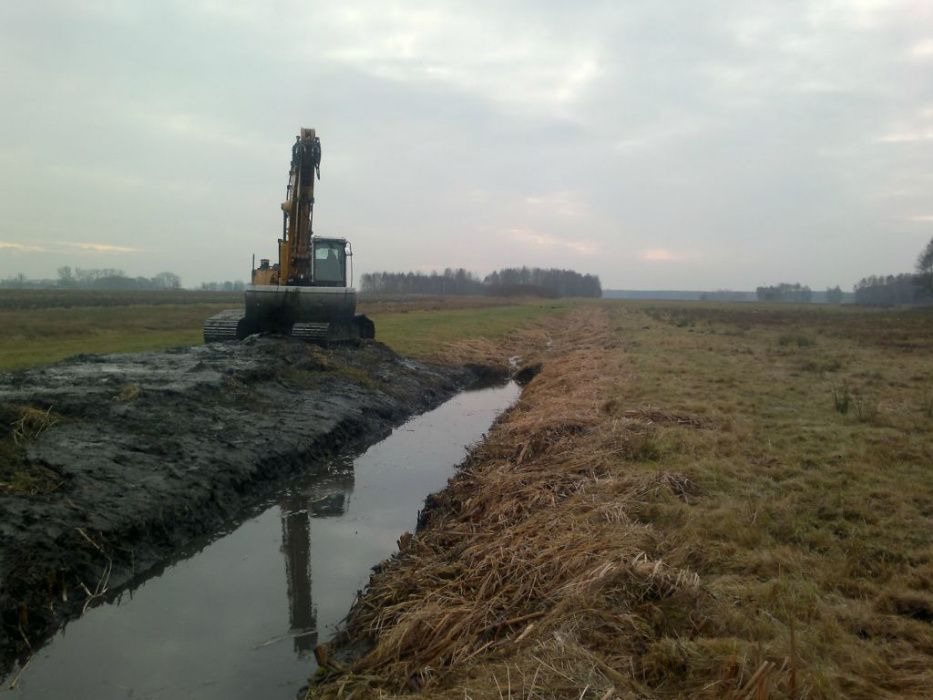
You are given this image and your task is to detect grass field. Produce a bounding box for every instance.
[0,303,233,372]
[0,290,568,372]
[310,301,933,699]
[0,288,242,310]
[3,291,931,696]
[605,301,933,697]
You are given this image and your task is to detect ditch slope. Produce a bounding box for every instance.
[0,337,480,673]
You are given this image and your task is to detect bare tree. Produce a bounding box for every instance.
[152,272,182,289]
[57,266,74,287]
[917,236,933,290]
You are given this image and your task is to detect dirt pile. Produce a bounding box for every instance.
[0,338,479,671]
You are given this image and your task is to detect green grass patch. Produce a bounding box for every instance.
[369,301,574,358]
[0,293,575,372]
[0,303,234,372]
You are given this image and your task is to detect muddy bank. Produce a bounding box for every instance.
[0,338,485,672]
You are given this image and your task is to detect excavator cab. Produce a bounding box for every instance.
[312,238,348,287]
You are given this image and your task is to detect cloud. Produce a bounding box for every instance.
[909,39,933,59]
[313,2,602,113]
[507,228,597,255]
[878,131,933,143]
[0,241,46,253]
[66,242,143,253]
[45,163,215,197]
[523,191,588,218]
[640,249,685,262]
[0,240,141,255]
[877,105,933,143]
[135,109,276,158]
[907,215,933,222]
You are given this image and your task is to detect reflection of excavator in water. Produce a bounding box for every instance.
[280,464,354,656]
[203,128,375,344]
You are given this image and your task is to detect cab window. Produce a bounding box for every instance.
[313,241,345,286]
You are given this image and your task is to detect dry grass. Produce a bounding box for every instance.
[305,301,932,699]
[308,309,714,697]
[0,405,63,495]
[10,406,58,444]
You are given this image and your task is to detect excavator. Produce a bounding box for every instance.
[203,128,375,343]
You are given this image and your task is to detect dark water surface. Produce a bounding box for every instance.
[2,382,520,699]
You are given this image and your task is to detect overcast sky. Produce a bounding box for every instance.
[1,1,931,289]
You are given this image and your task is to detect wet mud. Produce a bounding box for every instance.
[0,338,484,673]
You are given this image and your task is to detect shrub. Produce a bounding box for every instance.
[779,334,816,348]
[832,384,852,415]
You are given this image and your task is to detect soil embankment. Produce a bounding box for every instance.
[0,338,482,672]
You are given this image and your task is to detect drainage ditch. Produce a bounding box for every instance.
[2,381,520,699]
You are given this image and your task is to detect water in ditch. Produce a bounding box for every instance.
[2,381,520,699]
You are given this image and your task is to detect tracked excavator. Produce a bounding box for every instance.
[203,128,375,344]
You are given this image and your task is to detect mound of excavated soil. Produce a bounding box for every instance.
[0,338,477,672]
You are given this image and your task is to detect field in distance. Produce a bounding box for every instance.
[0,289,568,372]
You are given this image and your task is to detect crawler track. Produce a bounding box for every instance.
[202,309,246,342]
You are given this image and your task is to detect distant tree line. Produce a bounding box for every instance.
[853,274,932,305]
[485,267,602,298]
[852,236,933,306]
[1,267,182,290]
[199,280,246,291]
[755,283,813,303]
[360,268,485,295]
[360,266,602,298]
[57,266,181,290]
[697,290,756,302]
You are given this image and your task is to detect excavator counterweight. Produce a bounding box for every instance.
[203,129,374,344]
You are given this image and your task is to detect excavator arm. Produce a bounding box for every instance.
[279,128,321,285]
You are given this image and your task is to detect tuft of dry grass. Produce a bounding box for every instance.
[1,404,63,495]
[11,405,58,444]
[114,384,142,402]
